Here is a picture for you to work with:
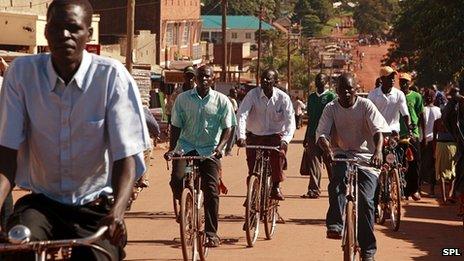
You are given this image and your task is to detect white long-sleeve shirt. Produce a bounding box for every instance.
[237,87,296,143]
[367,87,409,132]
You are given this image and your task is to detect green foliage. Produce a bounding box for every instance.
[385,0,464,86]
[294,0,333,37]
[353,0,399,36]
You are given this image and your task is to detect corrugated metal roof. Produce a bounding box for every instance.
[202,15,274,30]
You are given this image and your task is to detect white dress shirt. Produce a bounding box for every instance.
[0,51,151,205]
[237,87,295,143]
[367,87,409,132]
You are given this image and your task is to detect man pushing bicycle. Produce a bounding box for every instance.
[317,73,390,261]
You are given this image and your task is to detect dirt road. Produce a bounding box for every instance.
[124,128,464,261]
[354,43,391,92]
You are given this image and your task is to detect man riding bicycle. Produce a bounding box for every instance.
[164,65,236,248]
[367,67,420,200]
[0,1,151,259]
[236,69,296,201]
[317,73,390,261]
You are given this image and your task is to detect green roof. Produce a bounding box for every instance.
[201,15,273,30]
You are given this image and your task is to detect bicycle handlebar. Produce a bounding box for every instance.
[169,155,214,161]
[243,145,281,152]
[332,158,360,163]
[0,226,112,259]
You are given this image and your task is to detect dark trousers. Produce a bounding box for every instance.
[246,133,286,183]
[3,194,123,261]
[326,162,377,258]
[169,150,220,238]
[405,139,421,197]
[1,192,13,231]
[305,137,324,195]
[420,142,435,185]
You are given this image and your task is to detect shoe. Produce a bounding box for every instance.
[270,187,285,201]
[300,191,319,199]
[326,230,342,239]
[411,192,421,201]
[205,236,221,248]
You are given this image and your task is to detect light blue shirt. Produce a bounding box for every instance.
[0,51,151,205]
[171,88,236,156]
[237,87,296,143]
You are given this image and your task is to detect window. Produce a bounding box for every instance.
[231,32,238,39]
[166,24,174,46]
[182,23,190,46]
[211,32,222,44]
[245,32,252,39]
[201,32,210,41]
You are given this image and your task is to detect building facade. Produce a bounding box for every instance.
[201,15,274,46]
[90,0,202,68]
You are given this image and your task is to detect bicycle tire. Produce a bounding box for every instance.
[245,175,260,247]
[390,168,401,231]
[264,176,277,240]
[180,189,197,261]
[343,201,356,261]
[197,191,208,260]
[377,171,387,225]
[173,196,179,221]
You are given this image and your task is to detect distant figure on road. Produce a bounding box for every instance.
[292,96,306,129]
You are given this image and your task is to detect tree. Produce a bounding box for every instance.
[294,0,333,37]
[353,0,399,36]
[385,0,464,86]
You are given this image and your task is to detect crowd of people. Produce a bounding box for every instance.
[0,1,462,260]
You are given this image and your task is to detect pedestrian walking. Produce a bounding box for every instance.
[293,96,306,129]
[301,73,336,199]
[420,89,442,192]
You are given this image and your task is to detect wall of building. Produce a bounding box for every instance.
[201,29,256,45]
[0,0,50,15]
[0,11,99,53]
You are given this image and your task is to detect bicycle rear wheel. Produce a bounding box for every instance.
[343,201,356,261]
[245,175,260,247]
[180,188,197,261]
[390,168,401,231]
[264,176,277,240]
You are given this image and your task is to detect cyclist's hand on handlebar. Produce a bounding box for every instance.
[370,150,383,168]
[279,141,288,156]
[99,214,127,247]
[164,150,175,161]
[213,148,223,159]
[322,150,334,164]
[237,138,246,148]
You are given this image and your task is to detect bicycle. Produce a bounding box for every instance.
[0,225,114,260]
[376,135,406,231]
[332,156,361,261]
[167,154,213,261]
[241,145,281,247]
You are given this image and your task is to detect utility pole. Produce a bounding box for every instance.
[221,0,227,82]
[256,3,263,86]
[125,0,135,73]
[287,30,291,91]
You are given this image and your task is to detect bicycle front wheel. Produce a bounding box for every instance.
[343,201,356,261]
[180,188,197,261]
[377,171,387,225]
[390,168,402,231]
[264,176,277,240]
[245,175,260,247]
[197,192,208,261]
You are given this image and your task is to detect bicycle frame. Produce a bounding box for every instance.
[0,226,113,261]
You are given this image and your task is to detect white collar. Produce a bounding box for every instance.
[316,89,329,97]
[47,50,92,92]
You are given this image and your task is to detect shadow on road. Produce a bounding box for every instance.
[378,202,463,260]
[285,218,326,226]
[126,211,175,220]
